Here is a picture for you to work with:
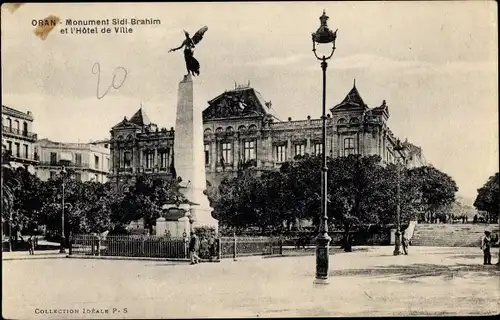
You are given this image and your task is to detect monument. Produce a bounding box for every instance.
[157,26,218,237]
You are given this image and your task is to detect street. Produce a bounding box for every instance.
[2,246,499,318]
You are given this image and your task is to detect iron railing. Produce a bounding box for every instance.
[2,126,38,139]
[69,234,284,260]
[70,234,188,258]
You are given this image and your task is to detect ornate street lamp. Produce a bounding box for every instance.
[311,10,337,284]
[393,139,406,256]
[59,166,67,253]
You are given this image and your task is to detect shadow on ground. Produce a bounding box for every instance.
[330,263,500,282]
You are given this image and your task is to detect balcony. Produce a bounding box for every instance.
[38,161,91,169]
[2,126,38,140]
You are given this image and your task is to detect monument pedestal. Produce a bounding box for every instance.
[173,74,218,233]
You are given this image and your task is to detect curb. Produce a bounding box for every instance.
[2,255,67,261]
[66,255,222,263]
[66,255,191,262]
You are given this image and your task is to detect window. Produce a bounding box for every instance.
[344,138,356,156]
[221,142,232,165]
[14,143,20,157]
[50,152,57,164]
[14,120,19,131]
[243,140,256,161]
[294,144,305,157]
[124,151,131,168]
[75,153,82,166]
[23,122,28,135]
[145,151,154,168]
[7,118,12,129]
[94,155,99,169]
[107,158,110,171]
[276,145,286,163]
[7,141,12,151]
[75,172,82,182]
[50,171,56,180]
[204,144,210,165]
[313,143,323,155]
[159,150,169,168]
[23,144,28,158]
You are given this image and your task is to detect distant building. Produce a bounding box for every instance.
[109,81,427,192]
[1,105,39,173]
[36,138,111,182]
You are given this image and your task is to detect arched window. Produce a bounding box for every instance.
[126,134,133,140]
[238,125,247,132]
[215,127,224,133]
[337,118,346,124]
[349,117,359,124]
[248,124,258,133]
[226,126,234,132]
[204,128,212,134]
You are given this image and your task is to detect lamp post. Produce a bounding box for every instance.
[311,10,337,284]
[59,166,67,253]
[393,139,405,256]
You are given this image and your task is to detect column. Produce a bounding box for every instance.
[211,140,217,171]
[306,137,311,155]
[233,138,240,170]
[154,148,158,169]
[361,131,366,156]
[287,138,292,160]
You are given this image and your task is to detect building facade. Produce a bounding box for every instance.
[109,82,426,192]
[1,105,39,173]
[36,139,111,183]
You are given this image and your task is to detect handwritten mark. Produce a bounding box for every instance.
[33,15,60,40]
[4,3,24,14]
[92,62,128,99]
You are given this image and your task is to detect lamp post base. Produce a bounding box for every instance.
[313,278,330,285]
[314,232,332,283]
[393,230,401,256]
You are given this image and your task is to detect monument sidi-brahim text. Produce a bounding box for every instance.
[57,18,161,35]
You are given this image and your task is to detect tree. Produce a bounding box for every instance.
[407,166,458,222]
[119,174,186,234]
[474,173,499,223]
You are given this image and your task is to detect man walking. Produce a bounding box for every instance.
[28,235,35,255]
[481,230,492,265]
[189,233,200,265]
[402,234,409,255]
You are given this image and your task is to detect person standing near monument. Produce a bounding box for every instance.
[481,230,492,265]
[189,233,201,265]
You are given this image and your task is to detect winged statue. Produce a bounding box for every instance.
[169,26,208,76]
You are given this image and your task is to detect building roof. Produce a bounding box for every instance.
[203,84,280,121]
[2,105,34,121]
[331,81,369,111]
[129,108,151,126]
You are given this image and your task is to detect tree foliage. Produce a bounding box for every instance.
[474,172,499,223]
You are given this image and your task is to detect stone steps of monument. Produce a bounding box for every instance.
[411,224,499,247]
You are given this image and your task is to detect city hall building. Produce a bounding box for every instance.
[108,82,426,193]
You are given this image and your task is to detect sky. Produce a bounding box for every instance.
[1,2,498,202]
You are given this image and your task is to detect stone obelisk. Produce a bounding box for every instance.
[174,74,218,233]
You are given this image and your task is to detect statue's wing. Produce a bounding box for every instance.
[192,26,208,45]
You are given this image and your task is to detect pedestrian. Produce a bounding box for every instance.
[28,235,35,255]
[465,216,468,223]
[402,234,409,255]
[208,235,216,261]
[481,231,492,265]
[189,233,200,265]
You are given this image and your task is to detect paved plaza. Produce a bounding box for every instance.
[2,246,499,318]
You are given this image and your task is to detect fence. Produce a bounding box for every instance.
[219,236,282,259]
[70,235,188,258]
[69,234,284,260]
